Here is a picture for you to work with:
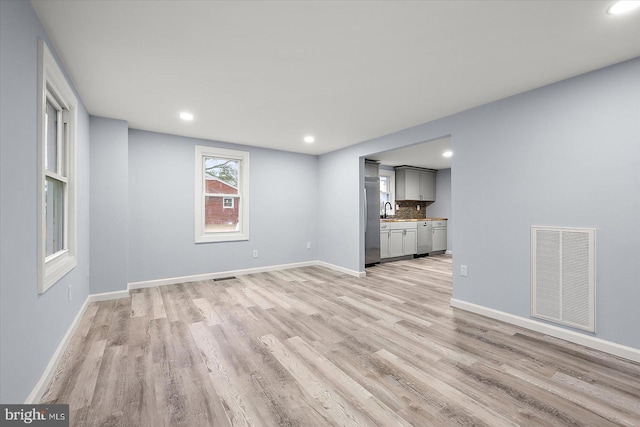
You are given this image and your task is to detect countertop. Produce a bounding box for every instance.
[381,218,447,222]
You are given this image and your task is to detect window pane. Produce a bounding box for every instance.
[45,177,64,256]
[380,192,391,214]
[205,195,240,232]
[204,157,239,194]
[45,101,58,172]
[380,192,390,205]
[380,176,388,193]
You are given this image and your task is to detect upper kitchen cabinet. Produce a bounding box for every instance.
[365,160,380,177]
[395,166,436,201]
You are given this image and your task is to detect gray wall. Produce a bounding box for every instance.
[90,117,129,294]
[318,57,640,350]
[317,151,362,270]
[425,168,452,251]
[128,130,319,283]
[0,0,91,403]
[450,58,640,349]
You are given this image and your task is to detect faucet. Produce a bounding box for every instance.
[383,202,393,219]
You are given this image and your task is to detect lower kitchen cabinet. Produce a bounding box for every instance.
[405,228,417,255]
[389,230,404,257]
[381,223,417,258]
[380,229,389,258]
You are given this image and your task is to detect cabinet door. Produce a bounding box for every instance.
[380,231,390,258]
[404,229,417,255]
[365,161,379,177]
[432,227,447,251]
[419,171,436,201]
[388,230,404,257]
[404,169,420,200]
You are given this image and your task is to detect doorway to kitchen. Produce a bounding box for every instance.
[362,136,453,269]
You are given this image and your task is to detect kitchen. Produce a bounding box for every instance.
[363,136,452,266]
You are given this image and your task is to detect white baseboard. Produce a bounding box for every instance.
[450,298,640,364]
[316,261,365,278]
[128,260,363,290]
[88,290,130,302]
[25,296,90,404]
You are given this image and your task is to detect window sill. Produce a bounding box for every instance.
[40,253,76,294]
[195,232,249,244]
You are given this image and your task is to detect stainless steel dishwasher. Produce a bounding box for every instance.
[417,221,433,255]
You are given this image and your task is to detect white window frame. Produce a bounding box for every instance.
[195,145,250,243]
[379,169,396,216]
[37,40,78,293]
[222,197,234,209]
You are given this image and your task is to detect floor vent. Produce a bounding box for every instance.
[531,226,595,332]
[213,276,237,282]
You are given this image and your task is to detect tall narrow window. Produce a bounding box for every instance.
[379,169,395,216]
[195,146,249,243]
[37,40,78,293]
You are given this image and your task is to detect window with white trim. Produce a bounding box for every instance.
[379,169,395,216]
[37,40,78,293]
[222,197,234,209]
[195,145,249,243]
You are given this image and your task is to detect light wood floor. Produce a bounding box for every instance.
[42,255,640,426]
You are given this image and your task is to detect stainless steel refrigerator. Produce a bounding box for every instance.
[364,162,380,266]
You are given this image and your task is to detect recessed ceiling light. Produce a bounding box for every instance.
[442,151,453,158]
[607,1,640,15]
[304,136,315,143]
[179,112,194,121]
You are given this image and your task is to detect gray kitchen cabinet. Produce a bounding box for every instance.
[404,228,417,255]
[419,170,436,201]
[388,230,404,257]
[380,222,418,258]
[395,166,436,201]
[365,160,379,177]
[380,228,389,258]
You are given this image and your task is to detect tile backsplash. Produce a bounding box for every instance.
[391,200,432,219]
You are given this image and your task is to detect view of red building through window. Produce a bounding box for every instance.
[205,178,240,232]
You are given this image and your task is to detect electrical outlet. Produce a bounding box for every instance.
[307,242,311,249]
[460,265,468,277]
[417,204,420,210]
[252,250,258,258]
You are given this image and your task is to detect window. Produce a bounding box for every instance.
[379,169,395,216]
[223,197,234,209]
[37,40,78,293]
[195,145,249,243]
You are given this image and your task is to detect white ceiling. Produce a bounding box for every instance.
[368,137,451,170]
[31,1,640,156]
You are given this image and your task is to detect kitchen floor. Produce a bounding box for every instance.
[42,255,640,426]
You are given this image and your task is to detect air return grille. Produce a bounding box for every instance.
[531,227,595,332]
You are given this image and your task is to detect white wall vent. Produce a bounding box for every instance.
[531,226,595,332]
